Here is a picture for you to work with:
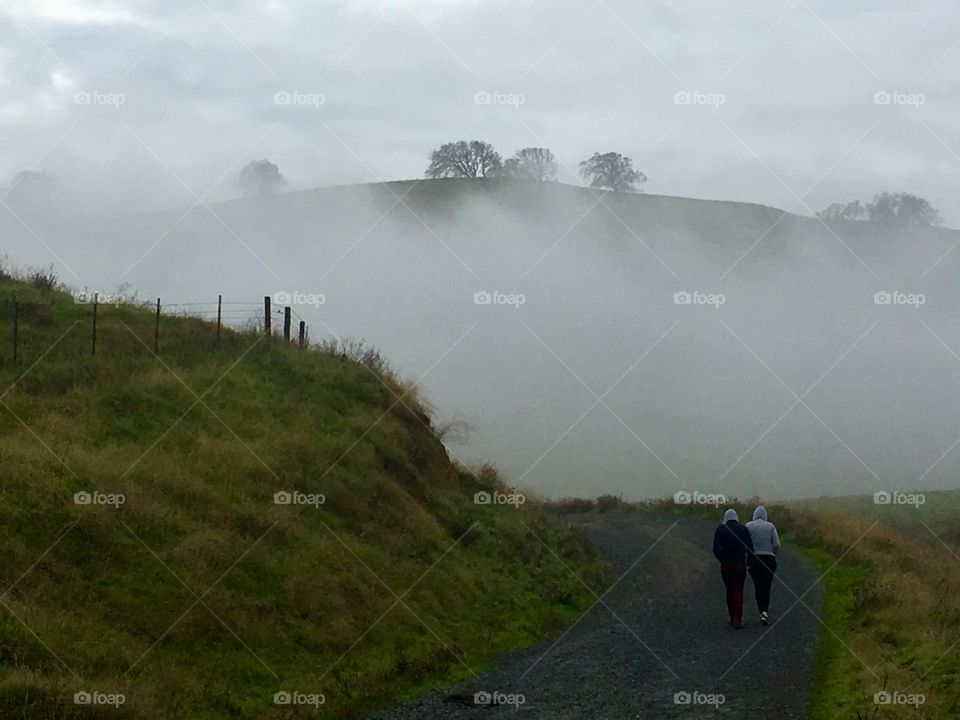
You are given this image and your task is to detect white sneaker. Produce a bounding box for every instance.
[761,611,769,625]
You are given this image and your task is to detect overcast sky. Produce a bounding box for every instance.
[1,0,959,223]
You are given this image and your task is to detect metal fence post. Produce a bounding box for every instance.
[91,293,98,356]
[154,298,161,353]
[11,294,18,363]
[264,296,271,338]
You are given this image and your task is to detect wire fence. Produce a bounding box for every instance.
[0,293,311,365]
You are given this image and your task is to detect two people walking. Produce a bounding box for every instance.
[712,506,780,628]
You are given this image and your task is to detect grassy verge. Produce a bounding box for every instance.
[787,542,867,719]
[0,275,606,719]
[781,508,956,719]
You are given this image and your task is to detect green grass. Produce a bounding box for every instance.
[792,490,960,548]
[788,542,868,719]
[0,276,606,719]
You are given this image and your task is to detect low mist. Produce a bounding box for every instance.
[4,177,959,501]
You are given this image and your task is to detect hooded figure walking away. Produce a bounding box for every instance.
[746,505,780,625]
[712,509,753,629]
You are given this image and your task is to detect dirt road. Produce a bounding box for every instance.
[369,512,821,719]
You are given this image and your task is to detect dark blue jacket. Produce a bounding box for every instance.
[713,520,754,565]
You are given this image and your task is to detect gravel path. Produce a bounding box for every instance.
[369,513,821,719]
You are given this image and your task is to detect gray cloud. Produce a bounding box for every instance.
[1,1,958,220]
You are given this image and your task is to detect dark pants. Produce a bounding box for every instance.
[748,554,778,613]
[720,563,746,624]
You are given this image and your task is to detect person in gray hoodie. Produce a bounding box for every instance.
[745,505,780,624]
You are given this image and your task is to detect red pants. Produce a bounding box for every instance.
[720,563,747,624]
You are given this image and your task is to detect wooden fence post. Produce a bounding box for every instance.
[154,298,161,353]
[11,294,18,363]
[283,307,291,342]
[216,294,222,344]
[91,293,98,356]
[264,296,271,338]
[298,320,305,349]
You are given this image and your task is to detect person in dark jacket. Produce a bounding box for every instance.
[712,508,754,628]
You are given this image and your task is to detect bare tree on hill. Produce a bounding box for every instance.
[238,159,287,197]
[817,193,940,226]
[502,147,557,181]
[579,152,646,193]
[425,141,502,178]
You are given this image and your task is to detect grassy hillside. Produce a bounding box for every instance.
[0,274,604,719]
[792,490,960,548]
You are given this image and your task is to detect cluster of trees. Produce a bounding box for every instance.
[223,158,944,224]
[238,159,287,197]
[817,192,941,227]
[234,143,650,196]
[424,141,648,192]
[425,142,558,182]
[578,152,647,193]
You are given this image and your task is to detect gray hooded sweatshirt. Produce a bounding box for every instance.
[745,506,780,557]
